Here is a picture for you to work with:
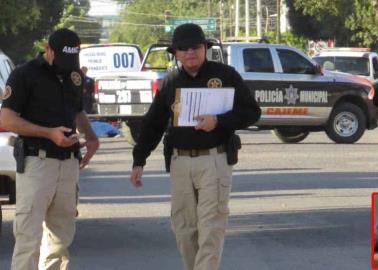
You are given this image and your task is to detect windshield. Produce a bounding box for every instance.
[313,56,370,76]
[143,47,173,71]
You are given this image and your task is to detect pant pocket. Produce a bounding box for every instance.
[218,177,231,214]
[14,204,33,236]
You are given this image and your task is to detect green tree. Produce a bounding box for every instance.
[110,0,218,52]
[288,0,378,49]
[0,0,40,34]
[0,0,65,63]
[286,0,353,45]
[345,0,378,50]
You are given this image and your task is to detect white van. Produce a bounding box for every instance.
[79,43,143,78]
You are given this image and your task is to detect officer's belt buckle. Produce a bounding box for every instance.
[38,149,47,159]
[189,149,201,157]
[176,146,226,157]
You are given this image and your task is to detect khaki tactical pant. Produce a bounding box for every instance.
[11,155,79,270]
[170,148,232,270]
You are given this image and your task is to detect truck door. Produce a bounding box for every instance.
[241,46,334,126]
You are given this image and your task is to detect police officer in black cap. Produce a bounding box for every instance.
[0,28,99,270]
[130,23,261,270]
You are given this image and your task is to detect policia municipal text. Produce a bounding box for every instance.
[0,29,99,270]
[130,23,261,270]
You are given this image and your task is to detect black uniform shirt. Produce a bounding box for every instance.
[133,60,261,167]
[2,53,83,153]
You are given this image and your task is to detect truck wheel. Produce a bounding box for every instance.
[9,179,15,204]
[273,128,309,143]
[326,103,366,143]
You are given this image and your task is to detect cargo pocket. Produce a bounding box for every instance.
[214,154,232,214]
[218,177,231,214]
[14,204,33,236]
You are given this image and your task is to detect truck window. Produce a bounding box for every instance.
[243,48,274,73]
[313,56,370,76]
[79,44,142,78]
[143,48,172,71]
[277,49,314,74]
[372,57,378,76]
[206,47,223,63]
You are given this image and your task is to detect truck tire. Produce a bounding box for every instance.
[9,179,16,204]
[325,102,366,143]
[273,128,309,143]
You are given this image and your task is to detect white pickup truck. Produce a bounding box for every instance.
[0,50,16,231]
[94,42,377,144]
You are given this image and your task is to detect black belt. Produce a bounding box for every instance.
[25,148,79,160]
[176,145,226,157]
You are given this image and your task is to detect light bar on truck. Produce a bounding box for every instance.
[321,47,371,52]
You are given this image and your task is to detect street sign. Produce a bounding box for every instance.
[165,17,217,33]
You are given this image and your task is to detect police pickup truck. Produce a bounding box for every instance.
[95,42,377,144]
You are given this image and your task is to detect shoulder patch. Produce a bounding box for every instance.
[2,85,12,100]
[71,71,82,86]
[207,78,222,88]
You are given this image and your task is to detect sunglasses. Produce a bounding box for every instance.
[176,44,204,51]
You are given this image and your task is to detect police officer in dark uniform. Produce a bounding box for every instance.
[130,23,261,270]
[0,28,99,270]
[81,66,96,114]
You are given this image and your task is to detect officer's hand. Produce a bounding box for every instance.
[80,137,99,169]
[130,166,143,187]
[49,127,78,147]
[194,115,217,132]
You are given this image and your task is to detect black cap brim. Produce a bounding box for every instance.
[167,40,214,54]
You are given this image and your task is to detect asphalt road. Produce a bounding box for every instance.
[1,129,378,270]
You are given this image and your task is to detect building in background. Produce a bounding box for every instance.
[89,0,122,42]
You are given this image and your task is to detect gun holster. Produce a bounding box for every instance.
[226,134,241,165]
[13,137,25,173]
[163,135,173,173]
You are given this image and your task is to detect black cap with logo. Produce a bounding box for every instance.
[167,23,213,54]
[48,28,81,71]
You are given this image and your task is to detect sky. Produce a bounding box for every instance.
[88,0,121,16]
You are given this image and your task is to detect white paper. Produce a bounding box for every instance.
[178,88,235,126]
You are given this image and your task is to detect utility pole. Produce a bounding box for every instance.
[276,0,281,43]
[256,0,261,38]
[219,1,224,41]
[245,0,249,42]
[235,0,239,38]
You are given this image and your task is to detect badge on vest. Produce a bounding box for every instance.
[207,78,222,88]
[71,71,82,86]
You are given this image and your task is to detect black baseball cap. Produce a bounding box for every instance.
[167,23,213,54]
[48,28,81,70]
